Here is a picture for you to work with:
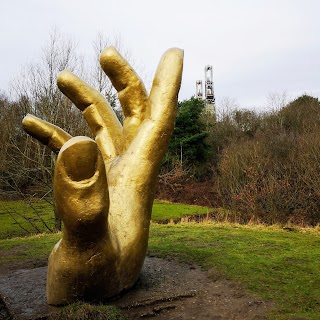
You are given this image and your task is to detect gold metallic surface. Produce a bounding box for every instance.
[22,47,183,305]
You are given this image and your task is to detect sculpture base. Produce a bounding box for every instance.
[0,257,272,319]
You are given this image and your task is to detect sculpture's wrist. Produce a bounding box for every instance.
[62,226,109,251]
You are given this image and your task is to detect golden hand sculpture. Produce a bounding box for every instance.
[22,47,183,305]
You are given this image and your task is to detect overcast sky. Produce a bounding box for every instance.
[1,0,319,111]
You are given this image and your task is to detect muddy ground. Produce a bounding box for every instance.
[0,256,273,320]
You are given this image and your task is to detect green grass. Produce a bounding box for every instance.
[152,200,211,221]
[0,200,55,239]
[1,200,320,319]
[0,232,60,266]
[0,199,211,239]
[148,223,320,320]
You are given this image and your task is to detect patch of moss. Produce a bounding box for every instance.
[50,302,127,320]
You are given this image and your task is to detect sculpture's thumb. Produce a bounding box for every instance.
[54,136,109,233]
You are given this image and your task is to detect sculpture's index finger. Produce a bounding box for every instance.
[22,114,72,154]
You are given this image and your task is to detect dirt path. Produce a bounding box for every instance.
[0,257,273,320]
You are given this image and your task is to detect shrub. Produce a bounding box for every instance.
[216,95,320,225]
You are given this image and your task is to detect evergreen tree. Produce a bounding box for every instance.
[164,97,209,168]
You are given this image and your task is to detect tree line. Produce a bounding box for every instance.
[0,30,132,229]
[0,30,128,194]
[1,30,320,226]
[163,94,320,226]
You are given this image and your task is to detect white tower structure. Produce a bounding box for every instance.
[196,80,203,99]
[204,65,215,104]
[196,65,215,116]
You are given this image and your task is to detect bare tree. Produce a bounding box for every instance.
[7,29,89,230]
[266,92,289,112]
[12,29,85,125]
[2,29,142,232]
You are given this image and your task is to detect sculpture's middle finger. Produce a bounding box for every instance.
[57,70,123,162]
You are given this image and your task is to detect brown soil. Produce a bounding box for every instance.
[0,256,273,320]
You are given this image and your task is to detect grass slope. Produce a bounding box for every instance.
[149,223,320,320]
[1,200,320,319]
[151,200,210,221]
[0,200,55,238]
[0,200,210,239]
[0,233,60,266]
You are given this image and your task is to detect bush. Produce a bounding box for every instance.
[216,95,320,225]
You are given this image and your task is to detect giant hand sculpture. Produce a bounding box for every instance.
[22,47,183,305]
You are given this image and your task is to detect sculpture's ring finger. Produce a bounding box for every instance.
[100,47,148,118]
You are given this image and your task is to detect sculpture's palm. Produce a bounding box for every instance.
[22,47,183,305]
